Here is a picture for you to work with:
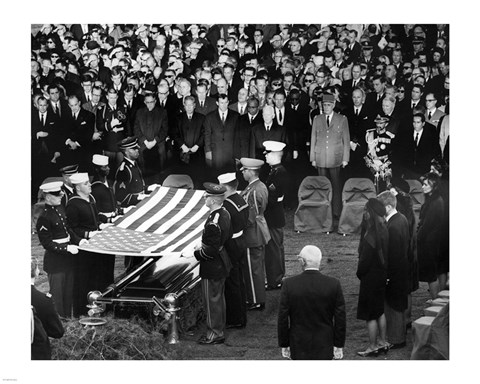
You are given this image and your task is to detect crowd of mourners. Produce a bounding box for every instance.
[31,23,449,359]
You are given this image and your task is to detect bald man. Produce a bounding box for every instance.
[277,245,346,360]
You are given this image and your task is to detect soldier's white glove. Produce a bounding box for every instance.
[67,245,79,254]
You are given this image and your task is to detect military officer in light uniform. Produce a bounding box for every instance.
[263,141,288,290]
[59,164,78,207]
[240,158,271,310]
[36,180,86,318]
[218,172,249,329]
[113,137,147,207]
[194,183,232,345]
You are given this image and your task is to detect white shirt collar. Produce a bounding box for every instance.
[385,208,397,222]
[248,177,259,185]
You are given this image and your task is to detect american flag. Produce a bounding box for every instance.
[79,186,209,257]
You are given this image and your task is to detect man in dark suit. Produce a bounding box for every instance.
[365,75,387,117]
[174,96,205,188]
[251,105,288,160]
[377,191,410,350]
[395,113,441,179]
[204,93,240,177]
[278,245,346,360]
[194,82,217,116]
[65,95,96,172]
[252,28,272,62]
[31,258,64,360]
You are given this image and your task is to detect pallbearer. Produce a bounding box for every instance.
[263,141,288,290]
[194,183,232,345]
[218,172,249,329]
[240,158,271,311]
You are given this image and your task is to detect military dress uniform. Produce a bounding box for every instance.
[366,128,395,160]
[264,162,288,289]
[36,203,82,318]
[66,193,102,317]
[31,285,64,360]
[113,157,146,207]
[222,189,249,327]
[240,163,271,309]
[194,183,232,343]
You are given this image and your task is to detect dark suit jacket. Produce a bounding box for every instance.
[174,112,205,150]
[250,121,288,160]
[133,106,169,149]
[278,270,346,360]
[32,110,59,156]
[234,113,263,159]
[194,96,217,116]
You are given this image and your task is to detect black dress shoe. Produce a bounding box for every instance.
[247,303,265,311]
[388,342,406,350]
[198,335,225,345]
[226,323,246,329]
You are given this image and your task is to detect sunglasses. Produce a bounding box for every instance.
[272,82,282,86]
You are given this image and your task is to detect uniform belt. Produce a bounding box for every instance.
[232,230,244,239]
[99,211,116,218]
[53,236,70,244]
[277,195,284,202]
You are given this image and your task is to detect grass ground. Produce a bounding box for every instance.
[31,207,431,360]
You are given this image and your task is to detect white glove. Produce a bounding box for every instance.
[293,150,298,159]
[281,347,291,359]
[78,239,88,246]
[205,151,212,160]
[99,223,113,230]
[191,145,199,153]
[341,161,348,168]
[122,206,134,214]
[181,144,189,153]
[147,183,161,192]
[111,117,120,127]
[67,245,79,254]
[350,141,358,151]
[37,131,49,138]
[333,347,343,360]
[312,160,317,167]
[137,193,147,201]
[92,131,102,141]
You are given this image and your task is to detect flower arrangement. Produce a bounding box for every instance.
[364,154,392,193]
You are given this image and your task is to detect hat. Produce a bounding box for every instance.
[217,172,237,184]
[361,41,373,49]
[118,136,140,150]
[366,198,386,217]
[92,154,109,166]
[203,182,226,196]
[59,164,78,175]
[390,177,410,194]
[70,172,89,184]
[135,25,148,35]
[40,181,63,193]
[412,36,425,44]
[240,158,264,170]
[322,93,335,103]
[86,41,100,50]
[144,83,157,93]
[263,140,286,153]
[374,115,389,123]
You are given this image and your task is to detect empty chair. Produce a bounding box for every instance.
[162,174,194,189]
[406,179,425,226]
[294,176,333,233]
[338,178,376,234]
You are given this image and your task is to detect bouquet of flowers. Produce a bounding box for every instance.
[364,153,392,193]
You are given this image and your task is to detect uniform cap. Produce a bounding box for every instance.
[361,41,373,49]
[217,172,237,184]
[203,182,226,196]
[92,154,109,166]
[322,93,335,103]
[70,172,89,184]
[40,181,63,193]
[86,41,100,50]
[374,115,389,123]
[263,140,286,153]
[240,158,264,170]
[118,136,140,150]
[59,164,79,175]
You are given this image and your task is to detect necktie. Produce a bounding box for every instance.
[266,125,270,131]
[221,113,225,123]
[40,113,45,126]
[200,100,204,108]
[326,115,330,126]
[428,111,432,120]
[87,94,90,102]
[353,80,357,87]
[415,132,419,146]
[240,105,244,115]
[279,109,283,122]
[412,102,416,109]
[250,116,253,124]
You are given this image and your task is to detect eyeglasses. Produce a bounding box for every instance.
[165,75,174,78]
[217,44,225,48]
[47,41,54,44]
[272,82,282,86]
[51,55,59,58]
[398,89,405,93]
[304,79,313,83]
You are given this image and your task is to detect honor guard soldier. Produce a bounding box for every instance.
[218,172,249,329]
[59,164,78,207]
[91,154,122,287]
[31,258,64,360]
[239,158,271,310]
[263,141,288,290]
[366,115,395,160]
[114,137,147,208]
[66,172,106,316]
[36,180,86,318]
[194,182,232,345]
